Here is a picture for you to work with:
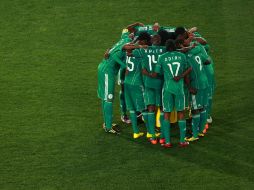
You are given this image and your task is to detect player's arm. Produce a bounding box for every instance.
[194,37,207,45]
[184,32,195,46]
[126,22,144,33]
[174,67,192,82]
[188,27,198,33]
[149,58,163,78]
[199,46,211,65]
[184,74,197,95]
[122,43,148,51]
[104,48,111,59]
[111,51,126,68]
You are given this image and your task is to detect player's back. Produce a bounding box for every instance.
[158,51,187,95]
[124,49,143,86]
[141,46,166,89]
[186,45,209,89]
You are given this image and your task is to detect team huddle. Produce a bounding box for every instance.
[97,22,215,148]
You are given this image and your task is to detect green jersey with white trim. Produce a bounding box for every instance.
[161,26,176,33]
[99,50,126,76]
[109,37,130,55]
[186,44,209,89]
[155,51,188,95]
[134,25,157,36]
[140,46,166,89]
[124,49,143,86]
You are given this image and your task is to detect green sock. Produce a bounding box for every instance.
[160,112,164,138]
[142,111,149,133]
[130,111,139,133]
[163,119,171,144]
[192,114,200,138]
[199,110,207,133]
[104,101,113,130]
[148,112,156,138]
[119,90,126,116]
[178,119,186,143]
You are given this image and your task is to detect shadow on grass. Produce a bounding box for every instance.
[110,117,254,183]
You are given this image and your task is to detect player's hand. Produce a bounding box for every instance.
[149,72,157,78]
[104,49,110,59]
[140,45,148,49]
[173,76,182,82]
[188,27,198,33]
[142,68,149,75]
[188,33,194,40]
[189,87,197,95]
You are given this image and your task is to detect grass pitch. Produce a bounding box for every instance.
[0,0,253,189]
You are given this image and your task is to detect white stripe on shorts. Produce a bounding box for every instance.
[191,95,198,110]
[104,74,108,100]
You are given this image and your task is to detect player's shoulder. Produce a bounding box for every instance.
[158,51,169,60]
[132,48,142,57]
[173,51,186,58]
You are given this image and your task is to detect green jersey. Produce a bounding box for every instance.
[161,26,176,33]
[124,49,143,86]
[134,25,157,36]
[98,50,126,76]
[98,37,130,75]
[155,51,188,95]
[140,46,166,89]
[186,45,209,89]
[193,32,210,53]
[109,37,130,55]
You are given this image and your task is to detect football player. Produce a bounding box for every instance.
[155,39,191,148]
[183,40,211,142]
[124,32,151,138]
[140,34,166,144]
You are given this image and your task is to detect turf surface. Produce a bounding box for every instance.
[0,0,253,189]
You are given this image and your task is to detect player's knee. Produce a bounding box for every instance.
[177,111,184,120]
[147,105,155,112]
[164,112,170,120]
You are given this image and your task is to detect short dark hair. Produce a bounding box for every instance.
[175,27,186,37]
[165,39,176,51]
[158,29,170,46]
[137,32,151,45]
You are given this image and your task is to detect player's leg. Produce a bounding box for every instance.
[98,69,118,133]
[102,74,120,134]
[161,90,173,148]
[118,69,131,124]
[198,88,209,135]
[145,88,157,141]
[206,58,216,124]
[134,85,148,138]
[175,94,189,147]
[144,87,155,139]
[126,84,144,138]
[207,82,215,124]
[186,93,201,141]
[159,108,165,143]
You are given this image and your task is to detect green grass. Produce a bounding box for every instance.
[0,0,253,189]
